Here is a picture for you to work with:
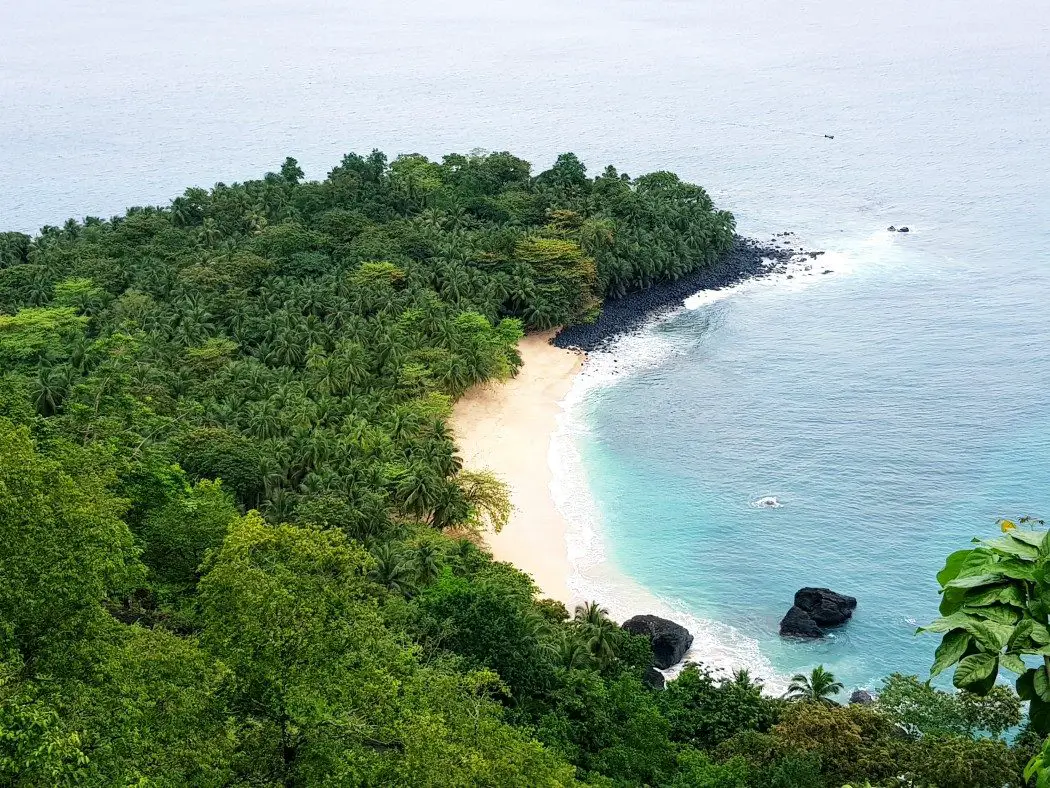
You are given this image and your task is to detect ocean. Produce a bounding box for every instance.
[3,0,1048,693]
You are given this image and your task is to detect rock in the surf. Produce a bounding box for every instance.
[887,225,896,231]
[779,587,857,638]
[897,226,910,232]
[795,587,857,626]
[622,614,694,669]
[779,605,824,638]
[850,689,876,705]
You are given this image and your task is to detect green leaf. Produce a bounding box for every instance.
[952,653,998,691]
[939,586,967,616]
[947,573,1004,590]
[1009,620,1035,651]
[919,611,976,634]
[937,549,974,587]
[930,630,971,677]
[997,558,1038,582]
[1017,668,1036,700]
[963,602,1022,626]
[963,582,1026,608]
[982,535,1040,560]
[1031,623,1050,645]
[964,619,1014,650]
[1006,529,1046,548]
[1001,653,1027,674]
[1036,665,1050,702]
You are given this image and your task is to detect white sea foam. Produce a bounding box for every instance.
[750,496,783,509]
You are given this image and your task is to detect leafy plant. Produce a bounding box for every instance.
[783,665,844,706]
[920,518,1050,728]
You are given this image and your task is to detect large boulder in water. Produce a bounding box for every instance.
[779,587,857,639]
[795,587,857,627]
[622,615,693,669]
[779,605,824,638]
[850,689,875,706]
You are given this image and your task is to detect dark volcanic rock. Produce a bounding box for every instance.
[622,615,694,669]
[794,587,857,627]
[780,587,857,639]
[887,225,896,231]
[850,689,875,706]
[897,226,910,233]
[644,665,667,689]
[779,605,824,638]
[553,236,795,352]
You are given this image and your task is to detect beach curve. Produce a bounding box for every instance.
[450,330,583,606]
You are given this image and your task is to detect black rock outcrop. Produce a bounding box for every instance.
[644,665,667,689]
[779,605,824,638]
[779,587,857,639]
[622,615,693,669]
[553,236,795,352]
[850,689,875,705]
[795,587,857,627]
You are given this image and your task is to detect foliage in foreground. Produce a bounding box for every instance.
[0,151,1040,785]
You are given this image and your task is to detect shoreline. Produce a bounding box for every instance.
[450,330,583,606]
[451,236,817,615]
[554,234,822,352]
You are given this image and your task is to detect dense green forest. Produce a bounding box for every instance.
[0,150,1042,786]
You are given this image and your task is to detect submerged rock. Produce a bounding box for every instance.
[779,587,857,639]
[622,614,694,669]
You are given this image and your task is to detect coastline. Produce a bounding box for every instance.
[450,330,583,606]
[451,236,822,616]
[554,234,819,352]
[451,236,821,685]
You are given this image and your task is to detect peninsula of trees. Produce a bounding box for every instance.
[0,151,1040,785]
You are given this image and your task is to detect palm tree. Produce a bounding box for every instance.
[586,622,618,668]
[413,543,441,586]
[31,363,73,417]
[784,665,844,706]
[573,601,619,667]
[368,543,416,597]
[574,601,610,628]
[545,631,592,670]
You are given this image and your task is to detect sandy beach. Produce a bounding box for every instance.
[450,330,583,606]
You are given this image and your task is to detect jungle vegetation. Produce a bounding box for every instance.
[0,150,1039,785]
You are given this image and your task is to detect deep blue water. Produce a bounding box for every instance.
[3,0,1049,692]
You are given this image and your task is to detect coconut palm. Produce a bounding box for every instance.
[412,543,442,586]
[574,601,619,667]
[546,631,592,670]
[574,601,610,628]
[368,543,416,597]
[784,665,844,706]
[585,622,619,668]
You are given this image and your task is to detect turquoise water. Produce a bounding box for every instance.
[566,1,1050,689]
[3,0,1049,691]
